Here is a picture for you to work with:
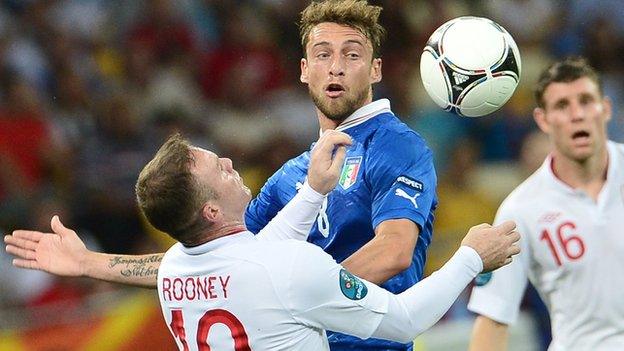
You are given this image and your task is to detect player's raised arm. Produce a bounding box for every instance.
[256,130,352,241]
[5,215,162,288]
[288,220,520,342]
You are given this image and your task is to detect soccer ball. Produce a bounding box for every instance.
[420,16,521,117]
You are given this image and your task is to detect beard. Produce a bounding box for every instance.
[310,85,371,122]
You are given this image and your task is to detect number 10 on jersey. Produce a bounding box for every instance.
[169,308,251,351]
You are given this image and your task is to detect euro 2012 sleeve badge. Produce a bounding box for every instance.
[339,269,368,300]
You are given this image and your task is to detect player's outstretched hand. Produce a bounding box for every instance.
[4,215,88,277]
[308,130,353,194]
[461,220,521,272]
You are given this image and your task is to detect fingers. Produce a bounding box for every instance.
[315,131,352,156]
[509,243,521,256]
[494,220,516,234]
[12,258,40,270]
[6,244,36,260]
[329,146,347,174]
[4,234,40,251]
[51,215,68,236]
[507,230,521,244]
[9,230,43,242]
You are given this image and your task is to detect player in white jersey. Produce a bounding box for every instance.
[6,130,520,350]
[468,57,624,351]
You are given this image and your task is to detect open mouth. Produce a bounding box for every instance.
[325,84,345,98]
[572,130,591,145]
[572,130,590,139]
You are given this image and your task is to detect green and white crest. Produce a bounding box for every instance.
[338,156,362,190]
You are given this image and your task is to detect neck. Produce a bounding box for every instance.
[318,113,340,132]
[317,95,374,132]
[186,221,246,246]
[551,143,609,199]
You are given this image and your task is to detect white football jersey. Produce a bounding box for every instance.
[469,141,624,351]
[157,233,387,351]
[156,183,388,350]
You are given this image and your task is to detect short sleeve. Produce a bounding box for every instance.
[367,129,437,229]
[279,242,389,339]
[467,200,531,325]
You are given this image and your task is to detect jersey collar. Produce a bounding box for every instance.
[334,99,392,132]
[179,231,255,255]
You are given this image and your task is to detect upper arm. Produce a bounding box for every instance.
[469,315,510,351]
[281,243,389,339]
[374,219,420,265]
[366,130,437,230]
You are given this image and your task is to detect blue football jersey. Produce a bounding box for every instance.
[245,100,438,351]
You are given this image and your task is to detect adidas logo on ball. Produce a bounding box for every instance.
[420,16,521,117]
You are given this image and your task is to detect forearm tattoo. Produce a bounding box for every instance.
[108,254,163,278]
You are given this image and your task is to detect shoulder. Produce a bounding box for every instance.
[275,150,310,177]
[609,140,624,159]
[372,116,427,147]
[159,243,187,275]
[368,118,431,160]
[496,167,547,221]
[261,151,310,191]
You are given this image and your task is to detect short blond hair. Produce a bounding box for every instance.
[299,0,386,58]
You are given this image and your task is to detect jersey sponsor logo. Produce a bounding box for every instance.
[474,272,492,286]
[538,212,561,224]
[395,175,424,191]
[338,156,362,190]
[395,188,421,208]
[339,269,368,300]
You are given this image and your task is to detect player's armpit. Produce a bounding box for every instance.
[341,219,419,285]
[468,315,510,351]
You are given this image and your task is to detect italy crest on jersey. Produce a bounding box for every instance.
[339,156,362,190]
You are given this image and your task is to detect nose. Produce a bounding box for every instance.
[222,158,234,172]
[569,101,585,122]
[329,56,345,77]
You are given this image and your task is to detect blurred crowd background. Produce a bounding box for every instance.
[1,0,623,350]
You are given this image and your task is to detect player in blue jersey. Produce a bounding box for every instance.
[6,1,436,350]
[245,1,436,349]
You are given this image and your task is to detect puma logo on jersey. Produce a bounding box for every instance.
[395,188,420,208]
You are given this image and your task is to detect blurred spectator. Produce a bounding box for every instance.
[74,93,153,253]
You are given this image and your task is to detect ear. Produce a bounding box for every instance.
[533,107,551,134]
[370,58,382,84]
[201,202,221,224]
[300,58,309,84]
[603,95,613,122]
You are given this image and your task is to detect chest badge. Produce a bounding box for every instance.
[339,156,362,190]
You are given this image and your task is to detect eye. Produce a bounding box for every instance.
[579,94,594,105]
[316,52,330,59]
[347,52,360,59]
[553,100,567,110]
